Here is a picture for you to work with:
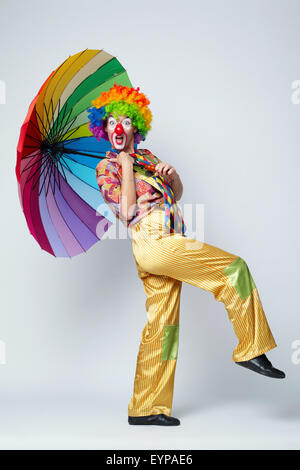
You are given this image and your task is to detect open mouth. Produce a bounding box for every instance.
[113,134,126,146]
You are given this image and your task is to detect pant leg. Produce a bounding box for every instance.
[130,208,277,365]
[128,259,182,417]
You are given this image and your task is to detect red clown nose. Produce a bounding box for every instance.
[115,123,124,135]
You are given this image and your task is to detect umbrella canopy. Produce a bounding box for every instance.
[16,49,133,258]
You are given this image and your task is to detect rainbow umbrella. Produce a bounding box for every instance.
[16,49,134,258]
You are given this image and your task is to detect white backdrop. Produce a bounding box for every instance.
[0,0,299,450]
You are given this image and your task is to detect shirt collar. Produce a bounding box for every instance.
[105,148,143,159]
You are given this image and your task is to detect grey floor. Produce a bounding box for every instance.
[0,393,299,450]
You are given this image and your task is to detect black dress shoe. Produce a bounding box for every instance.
[128,413,180,426]
[236,353,285,378]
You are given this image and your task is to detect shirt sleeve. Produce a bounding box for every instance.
[95,159,135,223]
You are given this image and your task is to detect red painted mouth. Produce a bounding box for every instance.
[113,133,127,147]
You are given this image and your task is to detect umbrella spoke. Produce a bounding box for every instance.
[45,158,56,195]
[45,156,54,197]
[60,155,73,175]
[54,108,75,143]
[20,149,40,160]
[48,97,57,134]
[57,117,77,142]
[28,117,46,141]
[21,153,43,174]
[48,96,61,142]
[53,161,62,193]
[49,97,59,142]
[23,133,42,145]
[50,99,69,142]
[58,159,68,185]
[61,148,102,158]
[54,161,64,195]
[36,155,52,196]
[24,154,50,191]
[47,157,62,196]
[52,97,66,140]
[35,107,50,142]
[61,152,93,169]
[43,101,53,136]
[60,123,80,141]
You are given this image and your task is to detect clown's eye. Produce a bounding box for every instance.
[122,118,132,128]
[108,118,117,128]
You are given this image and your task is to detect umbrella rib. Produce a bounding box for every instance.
[54,161,62,193]
[57,116,77,141]
[46,158,56,195]
[60,155,73,175]
[46,155,64,197]
[48,97,57,134]
[60,151,100,169]
[47,157,64,197]
[24,154,50,192]
[21,149,42,160]
[59,155,100,190]
[45,156,54,197]
[21,153,43,175]
[59,152,81,165]
[51,100,70,142]
[43,102,52,137]
[48,96,61,141]
[59,123,80,142]
[49,97,60,142]
[36,155,52,196]
[23,145,41,149]
[28,117,46,141]
[35,107,50,142]
[23,133,42,145]
[54,97,66,140]
[62,147,104,159]
[54,108,75,142]
[58,159,68,184]
[51,160,62,196]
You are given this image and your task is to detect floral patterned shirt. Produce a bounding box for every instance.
[95,149,164,228]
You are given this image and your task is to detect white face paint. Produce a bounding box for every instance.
[106,115,135,151]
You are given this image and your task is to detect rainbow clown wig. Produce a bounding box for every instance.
[87,83,152,144]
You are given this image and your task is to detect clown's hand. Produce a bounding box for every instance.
[154,162,178,184]
[109,151,134,166]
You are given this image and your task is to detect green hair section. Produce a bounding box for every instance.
[104,101,149,138]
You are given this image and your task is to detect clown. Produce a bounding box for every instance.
[87,83,285,427]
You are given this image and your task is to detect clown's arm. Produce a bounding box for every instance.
[108,151,137,221]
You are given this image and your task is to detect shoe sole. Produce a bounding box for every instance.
[128,421,180,426]
[236,362,285,378]
[128,417,180,426]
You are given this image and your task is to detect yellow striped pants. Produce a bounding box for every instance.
[128,206,277,417]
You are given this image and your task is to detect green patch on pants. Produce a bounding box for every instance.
[161,324,179,361]
[222,257,256,300]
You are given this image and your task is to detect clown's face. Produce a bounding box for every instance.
[105,114,137,153]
